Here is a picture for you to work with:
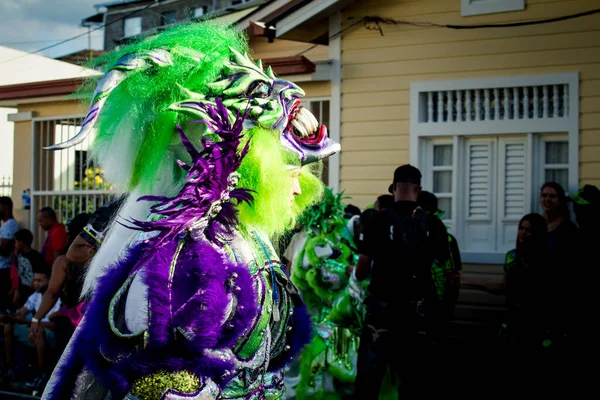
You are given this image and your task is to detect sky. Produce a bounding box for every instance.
[0,0,105,59]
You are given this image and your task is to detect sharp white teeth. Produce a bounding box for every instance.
[293,107,319,137]
[296,108,310,132]
[305,109,319,132]
[292,119,308,138]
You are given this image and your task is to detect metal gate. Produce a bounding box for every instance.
[0,176,11,196]
[31,115,116,249]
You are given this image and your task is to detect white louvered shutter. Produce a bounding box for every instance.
[463,139,496,253]
[468,143,492,220]
[497,138,528,252]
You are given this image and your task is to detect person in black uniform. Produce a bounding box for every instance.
[352,165,449,399]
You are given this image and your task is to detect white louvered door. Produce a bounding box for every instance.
[463,139,496,253]
[461,136,528,255]
[497,138,528,253]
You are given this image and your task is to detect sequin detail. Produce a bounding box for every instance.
[131,370,200,400]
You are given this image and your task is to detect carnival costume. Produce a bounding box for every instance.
[41,22,339,400]
[288,189,360,399]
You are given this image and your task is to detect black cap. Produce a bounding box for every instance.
[388,164,422,193]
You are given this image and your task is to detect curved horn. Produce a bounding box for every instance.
[45,49,173,150]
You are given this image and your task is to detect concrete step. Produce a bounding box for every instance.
[453,302,506,322]
[457,288,506,306]
[461,263,504,274]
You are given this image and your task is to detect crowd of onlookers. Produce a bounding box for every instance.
[0,196,120,394]
[1,171,599,397]
[283,164,600,397]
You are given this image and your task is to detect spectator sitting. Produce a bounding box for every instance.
[0,196,19,313]
[29,199,122,354]
[38,207,68,267]
[344,204,361,219]
[1,267,61,389]
[13,229,47,308]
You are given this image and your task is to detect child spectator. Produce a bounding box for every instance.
[0,196,19,312]
[13,229,47,307]
[1,267,61,389]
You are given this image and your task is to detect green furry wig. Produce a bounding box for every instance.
[51,20,339,294]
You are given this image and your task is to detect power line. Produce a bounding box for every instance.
[1,39,70,46]
[446,7,600,29]
[0,35,103,46]
[295,18,365,57]
[292,7,600,57]
[364,7,600,34]
[0,1,163,66]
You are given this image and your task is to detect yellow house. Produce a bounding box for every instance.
[257,0,600,265]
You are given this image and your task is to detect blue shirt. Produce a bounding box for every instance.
[0,218,19,270]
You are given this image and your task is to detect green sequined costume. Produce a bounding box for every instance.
[286,189,361,399]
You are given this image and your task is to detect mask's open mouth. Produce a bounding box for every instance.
[286,99,327,146]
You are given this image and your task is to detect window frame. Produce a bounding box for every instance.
[423,139,455,228]
[299,97,331,186]
[421,133,572,264]
[540,136,569,188]
[411,73,580,256]
[461,0,525,17]
[160,10,177,26]
[531,133,570,214]
[123,16,142,38]
[411,72,579,197]
[193,7,206,18]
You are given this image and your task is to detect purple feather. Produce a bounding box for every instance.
[145,238,258,353]
[124,98,253,248]
[42,243,146,399]
[48,239,260,397]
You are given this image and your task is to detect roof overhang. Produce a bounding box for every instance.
[246,0,361,44]
[0,55,320,107]
[237,0,305,31]
[262,55,315,76]
[207,6,261,26]
[278,60,331,82]
[277,0,361,43]
[82,12,105,26]
[0,78,87,107]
